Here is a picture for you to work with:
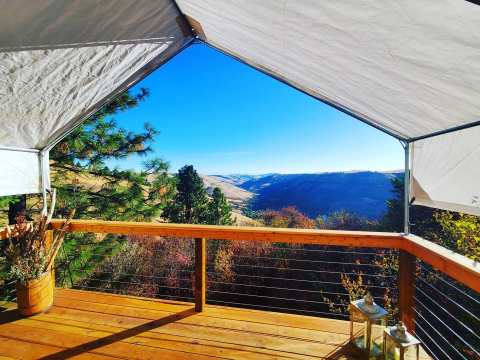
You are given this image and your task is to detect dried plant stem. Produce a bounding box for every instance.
[45,209,75,270]
[46,189,57,224]
[3,188,75,282]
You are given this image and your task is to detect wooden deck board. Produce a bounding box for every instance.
[0,289,430,359]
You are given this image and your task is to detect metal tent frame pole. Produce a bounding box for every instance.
[402,141,411,234]
[39,150,49,216]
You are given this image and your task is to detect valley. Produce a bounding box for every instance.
[202,171,402,220]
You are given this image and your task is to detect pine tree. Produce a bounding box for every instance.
[163,165,209,224]
[206,187,233,225]
[49,88,175,221]
[381,177,439,238]
[0,195,27,225]
[2,88,177,291]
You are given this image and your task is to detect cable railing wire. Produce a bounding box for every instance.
[412,331,440,360]
[414,295,480,357]
[207,289,348,307]
[414,321,452,360]
[56,236,394,327]
[413,307,470,360]
[207,299,349,319]
[415,263,480,360]
[72,285,194,301]
[80,277,194,292]
[269,246,385,256]
[69,269,193,283]
[206,271,392,289]
[32,233,480,360]
[207,262,394,278]
[208,280,386,301]
[416,277,480,323]
[414,288,480,343]
[418,262,480,306]
[231,255,384,268]
[209,280,348,296]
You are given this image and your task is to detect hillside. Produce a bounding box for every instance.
[207,171,401,220]
[201,175,254,212]
[201,175,260,226]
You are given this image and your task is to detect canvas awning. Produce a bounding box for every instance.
[0,0,192,196]
[0,0,479,216]
[411,126,480,216]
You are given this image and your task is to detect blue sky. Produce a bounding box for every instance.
[108,43,403,175]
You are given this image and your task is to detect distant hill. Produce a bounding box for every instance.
[212,174,267,186]
[205,171,402,220]
[200,175,260,226]
[201,175,254,212]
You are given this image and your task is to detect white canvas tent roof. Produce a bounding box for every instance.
[0,0,479,216]
[0,0,192,195]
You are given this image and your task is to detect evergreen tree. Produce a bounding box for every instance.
[382,177,406,232]
[3,89,174,223]
[163,165,209,224]
[2,88,177,293]
[0,195,27,225]
[381,177,441,238]
[206,187,233,225]
[49,88,175,221]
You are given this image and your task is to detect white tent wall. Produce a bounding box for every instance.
[411,126,480,216]
[0,149,48,196]
[0,0,191,196]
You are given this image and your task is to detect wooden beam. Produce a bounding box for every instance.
[399,250,416,331]
[194,238,206,312]
[403,234,480,293]
[48,219,402,248]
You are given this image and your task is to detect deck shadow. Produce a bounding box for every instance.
[0,308,22,325]
[324,328,363,360]
[38,307,196,360]
[324,341,362,360]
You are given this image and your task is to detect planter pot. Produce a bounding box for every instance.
[16,270,54,316]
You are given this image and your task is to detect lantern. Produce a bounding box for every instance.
[384,322,420,360]
[349,292,387,358]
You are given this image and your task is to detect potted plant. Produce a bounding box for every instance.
[2,190,73,316]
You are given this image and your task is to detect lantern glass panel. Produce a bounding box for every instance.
[370,319,386,356]
[384,325,420,360]
[349,299,387,359]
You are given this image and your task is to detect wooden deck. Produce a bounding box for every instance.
[0,289,430,360]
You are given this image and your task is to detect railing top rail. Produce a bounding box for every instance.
[404,234,480,293]
[48,219,402,248]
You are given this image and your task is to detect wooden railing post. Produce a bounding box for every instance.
[194,238,206,312]
[399,250,416,331]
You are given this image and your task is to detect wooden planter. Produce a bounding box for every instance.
[16,270,54,316]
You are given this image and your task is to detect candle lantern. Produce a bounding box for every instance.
[349,292,387,358]
[384,322,420,360]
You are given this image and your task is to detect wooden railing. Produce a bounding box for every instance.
[2,219,478,333]
[45,219,480,331]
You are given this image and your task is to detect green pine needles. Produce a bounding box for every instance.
[163,165,233,225]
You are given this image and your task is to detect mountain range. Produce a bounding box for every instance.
[202,171,402,220]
